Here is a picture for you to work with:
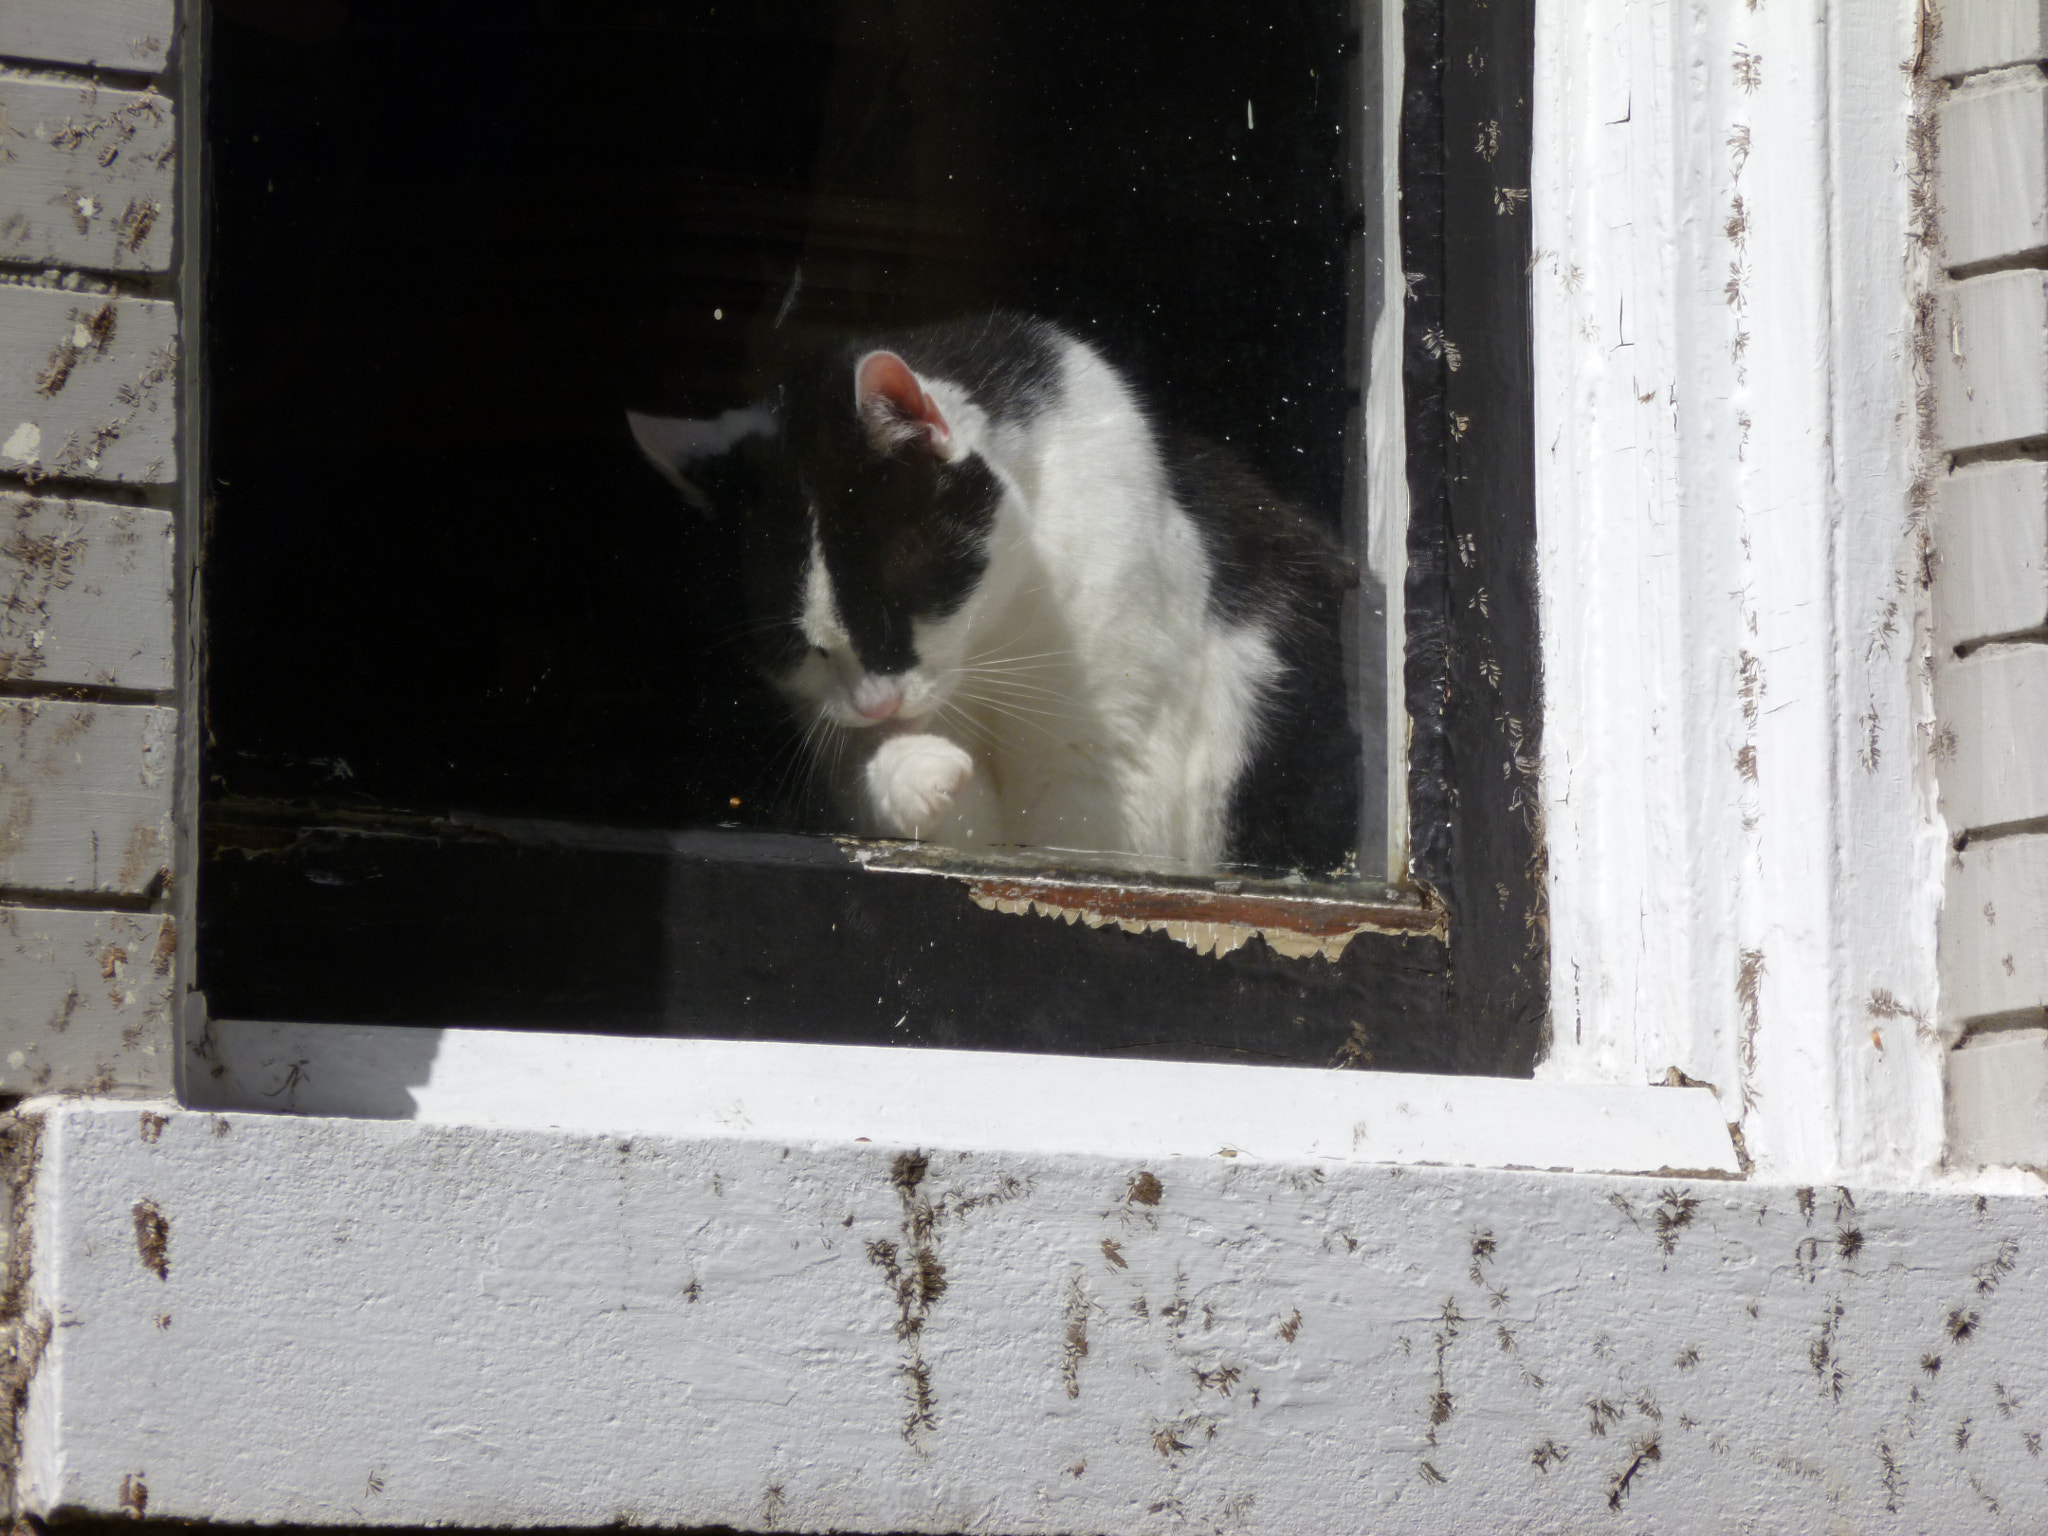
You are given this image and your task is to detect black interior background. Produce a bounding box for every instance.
[194,0,1548,1075]
[204,0,1359,826]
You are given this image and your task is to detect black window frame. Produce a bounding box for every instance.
[189,0,1544,1078]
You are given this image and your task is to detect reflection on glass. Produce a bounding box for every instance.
[625,0,1396,879]
[207,0,1397,884]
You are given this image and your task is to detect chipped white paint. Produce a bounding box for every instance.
[1532,0,1945,1180]
[1940,70,2048,271]
[965,890,1376,962]
[1941,834,2048,1027]
[0,284,176,486]
[1,424,41,467]
[17,1100,2048,1532]
[0,74,175,273]
[1935,460,2048,648]
[1933,0,2048,80]
[0,698,172,895]
[0,906,172,1095]
[1932,646,2048,833]
[192,1022,1743,1178]
[1938,272,2048,453]
[1,492,173,689]
[0,0,173,75]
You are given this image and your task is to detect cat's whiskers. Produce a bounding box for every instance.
[947,691,1066,742]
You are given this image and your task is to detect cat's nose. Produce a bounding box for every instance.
[853,678,903,721]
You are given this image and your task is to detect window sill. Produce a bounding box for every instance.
[191,1021,1740,1178]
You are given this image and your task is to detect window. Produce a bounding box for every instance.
[195,0,1541,1074]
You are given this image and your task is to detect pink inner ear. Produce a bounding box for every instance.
[856,351,951,453]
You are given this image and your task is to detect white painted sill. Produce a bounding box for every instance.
[189,1021,1742,1178]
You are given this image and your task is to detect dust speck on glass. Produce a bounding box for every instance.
[199,0,1448,1062]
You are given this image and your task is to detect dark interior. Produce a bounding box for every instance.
[192,0,1487,1065]
[204,0,1362,826]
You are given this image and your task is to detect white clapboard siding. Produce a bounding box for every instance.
[0,698,172,895]
[1940,832,2048,1023]
[0,73,175,273]
[1933,459,2048,648]
[1948,1028,2048,1166]
[0,904,172,1095]
[1937,271,2048,452]
[1934,645,2048,832]
[0,283,176,485]
[1,491,173,690]
[1939,71,2048,271]
[0,0,173,75]
[1933,0,2048,79]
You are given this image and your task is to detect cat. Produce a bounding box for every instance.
[629,313,1360,874]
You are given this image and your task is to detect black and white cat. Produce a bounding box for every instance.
[630,314,1358,873]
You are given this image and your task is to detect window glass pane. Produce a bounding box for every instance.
[206,0,1399,887]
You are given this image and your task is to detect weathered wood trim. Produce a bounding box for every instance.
[1,491,174,691]
[0,72,175,274]
[1533,0,1944,1178]
[0,284,176,487]
[0,905,172,1095]
[0,0,173,77]
[0,698,172,896]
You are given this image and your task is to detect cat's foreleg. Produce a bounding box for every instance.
[862,732,986,842]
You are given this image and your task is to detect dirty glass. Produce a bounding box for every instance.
[205,0,1400,883]
[192,0,1494,1067]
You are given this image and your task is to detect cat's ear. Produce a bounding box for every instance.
[855,351,954,459]
[626,405,776,515]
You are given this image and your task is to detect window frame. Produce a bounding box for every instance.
[183,0,1550,1080]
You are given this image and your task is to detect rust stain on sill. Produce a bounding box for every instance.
[963,875,1443,961]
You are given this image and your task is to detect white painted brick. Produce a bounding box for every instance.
[1933,644,2048,831]
[1937,272,2048,452]
[1941,831,2048,1021]
[0,0,174,75]
[1934,459,2048,647]
[0,905,172,1095]
[0,284,176,486]
[1,492,174,690]
[0,698,173,895]
[1940,72,2048,270]
[1933,0,2048,78]
[0,74,176,273]
[1949,1029,2048,1166]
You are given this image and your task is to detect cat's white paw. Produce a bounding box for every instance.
[864,733,976,838]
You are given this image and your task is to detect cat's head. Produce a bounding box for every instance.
[630,348,1004,729]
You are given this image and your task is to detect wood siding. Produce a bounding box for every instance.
[0,13,179,1101]
[1931,1,2048,1164]
[0,73,176,274]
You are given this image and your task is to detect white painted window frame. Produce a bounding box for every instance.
[1529,0,1949,1184]
[159,0,1779,1184]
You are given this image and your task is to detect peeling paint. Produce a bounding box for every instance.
[964,876,1439,962]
